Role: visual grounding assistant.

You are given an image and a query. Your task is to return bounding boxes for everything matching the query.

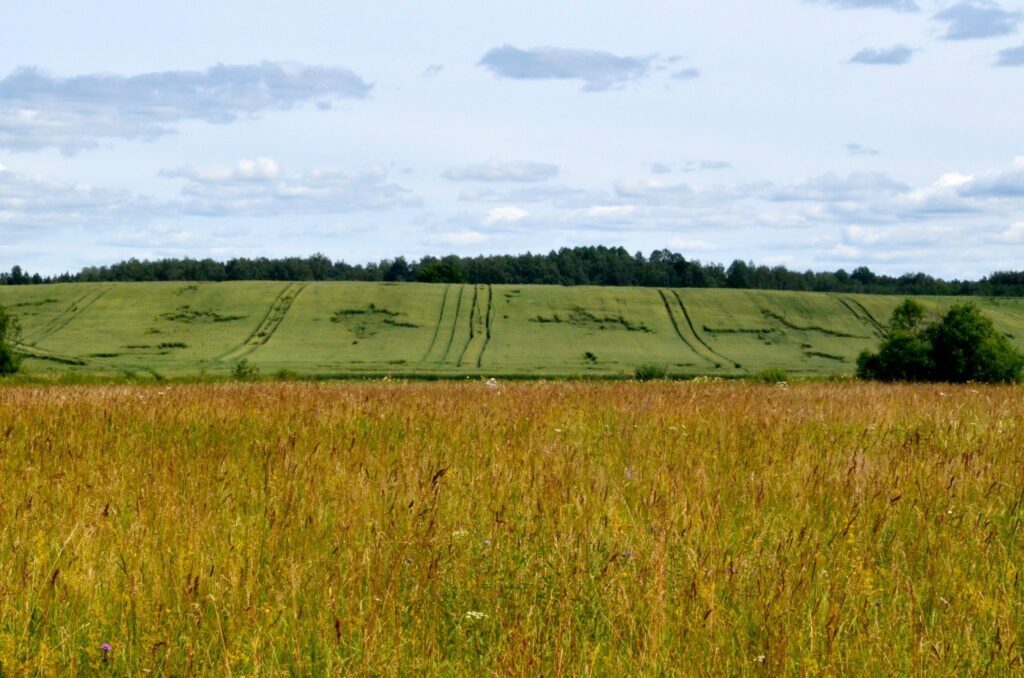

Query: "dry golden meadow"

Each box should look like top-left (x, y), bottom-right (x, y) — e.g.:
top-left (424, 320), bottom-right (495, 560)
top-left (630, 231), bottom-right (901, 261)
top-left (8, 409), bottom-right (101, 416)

top-left (2, 381), bottom-right (1023, 675)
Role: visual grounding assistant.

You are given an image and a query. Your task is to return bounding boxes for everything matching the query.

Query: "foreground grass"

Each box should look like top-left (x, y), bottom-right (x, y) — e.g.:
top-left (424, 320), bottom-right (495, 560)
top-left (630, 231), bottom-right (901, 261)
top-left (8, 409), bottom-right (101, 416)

top-left (1, 382), bottom-right (1023, 674)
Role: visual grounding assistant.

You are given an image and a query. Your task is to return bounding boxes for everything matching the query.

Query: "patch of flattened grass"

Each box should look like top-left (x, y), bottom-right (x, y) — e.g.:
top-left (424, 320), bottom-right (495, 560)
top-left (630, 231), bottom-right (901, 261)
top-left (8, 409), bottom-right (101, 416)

top-left (160, 305), bottom-right (245, 324)
top-left (330, 303), bottom-right (419, 338)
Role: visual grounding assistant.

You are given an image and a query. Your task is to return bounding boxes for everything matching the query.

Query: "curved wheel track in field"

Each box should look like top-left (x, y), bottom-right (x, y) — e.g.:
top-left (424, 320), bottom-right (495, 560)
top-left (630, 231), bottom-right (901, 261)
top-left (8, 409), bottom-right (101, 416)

top-left (219, 282), bottom-right (307, 362)
top-left (456, 285), bottom-right (481, 367)
top-left (27, 286), bottom-right (110, 346)
top-left (476, 285), bottom-right (494, 368)
top-left (438, 285), bottom-right (465, 364)
top-left (839, 295), bottom-right (886, 336)
top-left (14, 344), bottom-right (87, 366)
top-left (420, 284), bottom-right (451, 363)
top-left (833, 295), bottom-right (884, 337)
top-left (657, 289), bottom-right (717, 367)
top-left (671, 290), bottom-right (740, 369)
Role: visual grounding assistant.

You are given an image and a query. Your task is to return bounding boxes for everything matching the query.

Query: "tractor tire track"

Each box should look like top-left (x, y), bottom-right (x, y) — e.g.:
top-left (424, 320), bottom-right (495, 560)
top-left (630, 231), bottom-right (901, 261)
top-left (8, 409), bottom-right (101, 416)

top-left (671, 290), bottom-right (741, 369)
top-left (658, 289), bottom-right (717, 367)
top-left (420, 284), bottom-right (451, 363)
top-left (843, 296), bottom-right (886, 336)
top-left (215, 283), bottom-right (294, 361)
top-left (476, 285), bottom-right (494, 368)
top-left (28, 286), bottom-right (110, 346)
top-left (438, 284), bottom-right (465, 364)
top-left (834, 295), bottom-right (885, 337)
top-left (14, 344), bottom-right (87, 366)
top-left (26, 290), bottom-right (91, 344)
top-left (219, 282), bottom-right (307, 362)
top-left (456, 285), bottom-right (480, 367)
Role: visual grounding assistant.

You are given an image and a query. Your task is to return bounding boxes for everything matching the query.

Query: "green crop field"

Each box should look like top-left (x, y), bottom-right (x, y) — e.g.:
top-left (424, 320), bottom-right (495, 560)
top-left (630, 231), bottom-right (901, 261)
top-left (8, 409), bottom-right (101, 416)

top-left (3, 281), bottom-right (1024, 379)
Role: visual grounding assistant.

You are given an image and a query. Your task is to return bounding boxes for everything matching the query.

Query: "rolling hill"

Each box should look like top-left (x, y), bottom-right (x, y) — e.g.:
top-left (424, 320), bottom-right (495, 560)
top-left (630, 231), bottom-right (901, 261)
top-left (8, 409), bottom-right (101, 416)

top-left (3, 281), bottom-right (1024, 379)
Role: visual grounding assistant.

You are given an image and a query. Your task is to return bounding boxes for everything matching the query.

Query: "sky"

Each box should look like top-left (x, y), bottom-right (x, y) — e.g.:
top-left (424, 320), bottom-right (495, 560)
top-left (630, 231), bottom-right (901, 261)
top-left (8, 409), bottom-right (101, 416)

top-left (1, 0), bottom-right (1023, 279)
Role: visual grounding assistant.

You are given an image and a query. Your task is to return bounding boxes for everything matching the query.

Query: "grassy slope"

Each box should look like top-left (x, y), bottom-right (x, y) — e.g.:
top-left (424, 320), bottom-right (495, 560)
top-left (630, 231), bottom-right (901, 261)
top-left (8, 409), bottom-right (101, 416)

top-left (3, 281), bottom-right (1024, 378)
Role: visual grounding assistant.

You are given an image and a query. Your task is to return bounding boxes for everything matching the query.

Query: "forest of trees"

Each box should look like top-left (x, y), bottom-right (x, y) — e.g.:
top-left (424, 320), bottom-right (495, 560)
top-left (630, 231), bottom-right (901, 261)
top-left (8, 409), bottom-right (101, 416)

top-left (4, 247), bottom-right (1024, 297)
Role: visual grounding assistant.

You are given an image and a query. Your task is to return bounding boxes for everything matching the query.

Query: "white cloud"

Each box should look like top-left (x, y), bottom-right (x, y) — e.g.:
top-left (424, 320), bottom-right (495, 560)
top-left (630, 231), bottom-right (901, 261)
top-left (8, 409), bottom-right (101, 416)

top-left (769, 172), bottom-right (908, 202)
top-left (668, 237), bottom-right (715, 252)
top-left (993, 222), bottom-right (1024, 241)
top-left (614, 178), bottom-right (694, 202)
top-left (584, 205), bottom-right (636, 219)
top-left (160, 157), bottom-right (281, 183)
top-left (169, 162), bottom-right (420, 216)
top-left (483, 206), bottom-right (529, 224)
top-left (444, 160), bottom-right (559, 183)
top-left (434, 231), bottom-right (489, 245)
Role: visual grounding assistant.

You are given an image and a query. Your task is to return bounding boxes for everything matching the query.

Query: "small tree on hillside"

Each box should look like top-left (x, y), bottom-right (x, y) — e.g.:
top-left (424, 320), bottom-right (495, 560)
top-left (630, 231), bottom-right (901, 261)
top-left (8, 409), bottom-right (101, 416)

top-left (857, 300), bottom-right (1023, 383)
top-left (0, 304), bottom-right (21, 375)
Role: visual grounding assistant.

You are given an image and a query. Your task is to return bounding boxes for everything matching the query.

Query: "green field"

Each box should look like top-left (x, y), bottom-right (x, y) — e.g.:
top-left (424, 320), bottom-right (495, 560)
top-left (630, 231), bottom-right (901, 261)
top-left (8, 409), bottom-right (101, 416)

top-left (3, 281), bottom-right (1024, 378)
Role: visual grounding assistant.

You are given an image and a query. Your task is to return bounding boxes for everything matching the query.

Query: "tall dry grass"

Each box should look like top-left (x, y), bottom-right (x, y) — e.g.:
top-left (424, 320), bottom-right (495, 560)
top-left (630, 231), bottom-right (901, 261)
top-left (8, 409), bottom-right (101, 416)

top-left (1, 381), bottom-right (1023, 674)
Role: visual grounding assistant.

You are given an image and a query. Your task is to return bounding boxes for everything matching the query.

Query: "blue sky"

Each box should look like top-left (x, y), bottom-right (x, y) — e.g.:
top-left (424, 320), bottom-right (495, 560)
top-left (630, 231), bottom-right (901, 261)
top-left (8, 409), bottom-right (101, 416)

top-left (2, 0), bottom-right (1023, 278)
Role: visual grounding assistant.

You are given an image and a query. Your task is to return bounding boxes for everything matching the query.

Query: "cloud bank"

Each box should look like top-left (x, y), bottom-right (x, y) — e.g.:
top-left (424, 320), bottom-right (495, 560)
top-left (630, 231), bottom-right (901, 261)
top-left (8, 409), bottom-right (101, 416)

top-left (478, 45), bottom-right (654, 91)
top-left (996, 44), bottom-right (1024, 65)
top-left (0, 62), bottom-right (372, 153)
top-left (933, 2), bottom-right (1022, 41)
top-left (850, 45), bottom-right (915, 64)
top-left (443, 160), bottom-right (559, 183)
top-left (809, 0), bottom-right (919, 11)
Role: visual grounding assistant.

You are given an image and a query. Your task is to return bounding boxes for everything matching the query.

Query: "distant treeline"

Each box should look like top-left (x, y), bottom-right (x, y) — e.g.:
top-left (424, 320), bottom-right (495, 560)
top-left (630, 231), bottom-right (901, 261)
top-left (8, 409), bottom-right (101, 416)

top-left (4, 246), bottom-right (1024, 296)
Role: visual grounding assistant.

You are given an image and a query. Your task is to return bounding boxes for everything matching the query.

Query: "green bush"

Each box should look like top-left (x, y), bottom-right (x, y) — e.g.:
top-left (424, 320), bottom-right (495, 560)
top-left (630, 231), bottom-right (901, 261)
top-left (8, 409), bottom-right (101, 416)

top-left (0, 305), bottom-right (21, 376)
top-left (634, 363), bottom-right (668, 381)
top-left (752, 367), bottom-right (789, 383)
top-left (857, 300), bottom-right (1023, 383)
top-left (232, 358), bottom-right (260, 381)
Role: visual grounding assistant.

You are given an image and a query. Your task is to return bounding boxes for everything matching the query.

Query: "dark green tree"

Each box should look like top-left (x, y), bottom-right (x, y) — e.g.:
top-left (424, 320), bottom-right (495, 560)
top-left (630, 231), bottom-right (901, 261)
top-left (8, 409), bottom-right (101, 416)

top-left (0, 304), bottom-right (21, 375)
top-left (924, 304), bottom-right (1024, 383)
top-left (857, 301), bottom-right (1023, 383)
